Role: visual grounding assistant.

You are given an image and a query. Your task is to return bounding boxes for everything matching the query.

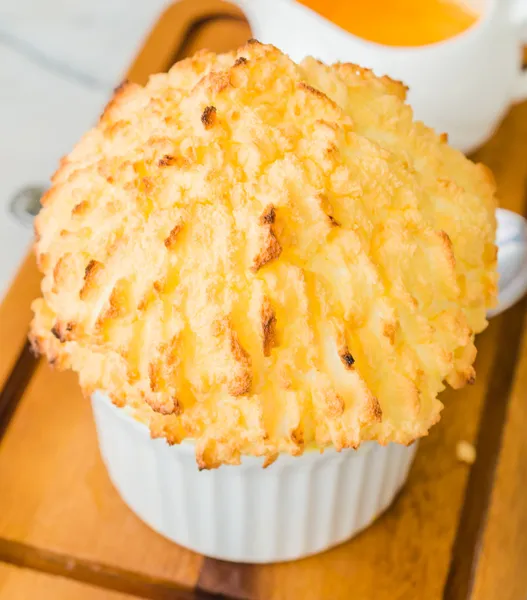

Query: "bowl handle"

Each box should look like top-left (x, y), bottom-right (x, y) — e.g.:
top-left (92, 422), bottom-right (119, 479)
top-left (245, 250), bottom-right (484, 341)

top-left (488, 208), bottom-right (527, 317)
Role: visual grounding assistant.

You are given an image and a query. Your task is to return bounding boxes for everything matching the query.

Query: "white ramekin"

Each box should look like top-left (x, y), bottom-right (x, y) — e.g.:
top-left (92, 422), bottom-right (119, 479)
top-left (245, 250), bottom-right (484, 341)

top-left (91, 392), bottom-right (418, 563)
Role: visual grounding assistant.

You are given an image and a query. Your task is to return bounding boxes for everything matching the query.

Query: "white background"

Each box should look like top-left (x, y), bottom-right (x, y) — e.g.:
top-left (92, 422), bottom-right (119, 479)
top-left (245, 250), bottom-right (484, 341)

top-left (0, 0), bottom-right (170, 297)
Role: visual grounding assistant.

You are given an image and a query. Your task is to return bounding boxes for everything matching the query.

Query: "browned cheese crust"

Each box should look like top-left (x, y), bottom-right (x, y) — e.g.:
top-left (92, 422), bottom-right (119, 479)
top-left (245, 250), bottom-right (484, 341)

top-left (30, 43), bottom-right (498, 467)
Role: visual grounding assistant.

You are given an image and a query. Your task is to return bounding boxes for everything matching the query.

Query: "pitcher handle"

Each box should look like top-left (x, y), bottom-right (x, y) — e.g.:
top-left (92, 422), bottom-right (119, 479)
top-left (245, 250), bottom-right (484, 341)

top-left (488, 208), bottom-right (527, 318)
top-left (511, 0), bottom-right (527, 102)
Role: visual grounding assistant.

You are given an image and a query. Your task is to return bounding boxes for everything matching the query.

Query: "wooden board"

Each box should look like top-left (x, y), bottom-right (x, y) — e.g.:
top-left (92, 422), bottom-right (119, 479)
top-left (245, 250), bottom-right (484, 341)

top-left (0, 253), bottom-right (40, 390)
top-left (0, 563), bottom-right (134, 600)
top-left (0, 363), bottom-right (202, 590)
top-left (470, 312), bottom-right (527, 600)
top-left (1, 1), bottom-right (526, 599)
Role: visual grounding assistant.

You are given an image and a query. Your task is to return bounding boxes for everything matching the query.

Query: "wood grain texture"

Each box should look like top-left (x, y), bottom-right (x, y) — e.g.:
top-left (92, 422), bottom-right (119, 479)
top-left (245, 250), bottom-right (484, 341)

top-left (0, 539), bottom-right (225, 600)
top-left (174, 15), bottom-right (250, 63)
top-left (196, 101), bottom-right (527, 599)
top-left (0, 253), bottom-right (41, 389)
top-left (126, 0), bottom-right (248, 86)
top-left (0, 362), bottom-right (203, 590)
top-left (0, 342), bottom-right (38, 441)
top-left (444, 297), bottom-right (527, 600)
top-left (0, 4), bottom-right (253, 598)
top-left (199, 322), bottom-right (503, 600)
top-left (1, 3), bottom-right (527, 600)
top-left (0, 0), bottom-right (250, 442)
top-left (470, 307), bottom-right (527, 600)
top-left (0, 562), bottom-right (136, 600)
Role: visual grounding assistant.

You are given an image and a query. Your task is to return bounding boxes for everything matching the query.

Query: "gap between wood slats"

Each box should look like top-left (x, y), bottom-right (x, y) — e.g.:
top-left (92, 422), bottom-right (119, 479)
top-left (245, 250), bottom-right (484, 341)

top-left (0, 342), bottom-right (38, 442)
top-left (0, 538), bottom-right (236, 600)
top-left (443, 186), bottom-right (527, 599)
top-left (0, 3), bottom-right (254, 599)
top-left (171, 14), bottom-right (248, 64)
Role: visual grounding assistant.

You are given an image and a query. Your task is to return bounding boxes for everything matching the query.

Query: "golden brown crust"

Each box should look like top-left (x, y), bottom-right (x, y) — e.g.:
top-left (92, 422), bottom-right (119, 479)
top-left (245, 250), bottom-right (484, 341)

top-left (331, 62), bottom-right (408, 100)
top-left (382, 321), bottom-right (398, 345)
top-left (51, 320), bottom-right (75, 343)
top-left (316, 194), bottom-right (340, 227)
top-left (213, 318), bottom-right (252, 396)
top-left (339, 347), bottom-right (355, 370)
top-left (30, 44), bottom-right (497, 467)
top-left (325, 390), bottom-right (345, 418)
top-left (261, 296), bottom-right (277, 357)
top-left (72, 200), bottom-right (90, 216)
top-left (80, 260), bottom-right (104, 299)
top-left (436, 230), bottom-right (456, 270)
top-left (164, 224), bottom-right (183, 249)
top-left (201, 105), bottom-right (217, 129)
top-left (252, 205), bottom-right (282, 272)
top-left (259, 204), bottom-right (276, 226)
top-left (99, 80), bottom-right (140, 124)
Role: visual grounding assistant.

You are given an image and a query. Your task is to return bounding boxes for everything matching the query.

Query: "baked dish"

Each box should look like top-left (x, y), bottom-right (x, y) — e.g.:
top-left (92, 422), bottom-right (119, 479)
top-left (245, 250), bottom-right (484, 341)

top-left (30, 42), bottom-right (498, 468)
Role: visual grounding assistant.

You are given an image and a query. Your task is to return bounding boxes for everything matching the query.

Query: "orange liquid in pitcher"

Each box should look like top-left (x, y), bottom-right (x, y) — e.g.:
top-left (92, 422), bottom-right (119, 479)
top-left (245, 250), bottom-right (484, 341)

top-left (297, 0), bottom-right (479, 47)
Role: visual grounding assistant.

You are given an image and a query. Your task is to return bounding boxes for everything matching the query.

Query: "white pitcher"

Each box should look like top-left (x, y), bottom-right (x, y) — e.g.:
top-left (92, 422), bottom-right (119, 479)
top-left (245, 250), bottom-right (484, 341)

top-left (236, 0), bottom-right (527, 154)
top-left (230, 0), bottom-right (527, 316)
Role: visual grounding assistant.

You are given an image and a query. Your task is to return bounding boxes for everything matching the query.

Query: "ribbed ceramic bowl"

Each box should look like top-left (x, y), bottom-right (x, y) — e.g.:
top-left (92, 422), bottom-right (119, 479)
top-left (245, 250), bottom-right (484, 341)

top-left (91, 391), bottom-right (417, 563)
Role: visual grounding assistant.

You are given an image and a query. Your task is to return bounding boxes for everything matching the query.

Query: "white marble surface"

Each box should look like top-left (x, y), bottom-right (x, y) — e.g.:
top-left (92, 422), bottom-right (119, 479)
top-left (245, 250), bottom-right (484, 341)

top-left (0, 0), bottom-right (170, 298)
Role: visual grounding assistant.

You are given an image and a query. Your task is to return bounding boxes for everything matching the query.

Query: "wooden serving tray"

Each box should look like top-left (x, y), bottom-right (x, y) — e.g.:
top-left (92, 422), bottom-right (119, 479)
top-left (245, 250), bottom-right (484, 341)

top-left (1, 1), bottom-right (527, 598)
